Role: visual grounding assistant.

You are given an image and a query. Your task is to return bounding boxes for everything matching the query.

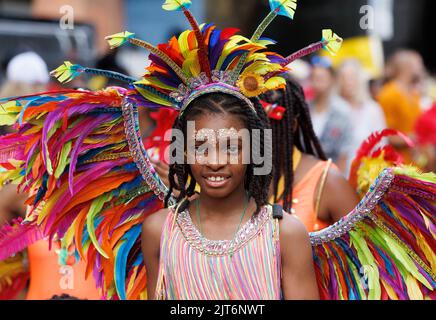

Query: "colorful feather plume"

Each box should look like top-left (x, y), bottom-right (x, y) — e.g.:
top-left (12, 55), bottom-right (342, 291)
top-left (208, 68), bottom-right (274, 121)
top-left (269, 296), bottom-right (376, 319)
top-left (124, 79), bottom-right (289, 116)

top-left (282, 29), bottom-right (343, 66)
top-left (163, 0), bottom-right (212, 79)
top-left (105, 31), bottom-right (136, 49)
top-left (321, 29), bottom-right (343, 55)
top-left (50, 61), bottom-right (137, 85)
top-left (269, 0), bottom-right (298, 19)
top-left (162, 0), bottom-right (191, 11)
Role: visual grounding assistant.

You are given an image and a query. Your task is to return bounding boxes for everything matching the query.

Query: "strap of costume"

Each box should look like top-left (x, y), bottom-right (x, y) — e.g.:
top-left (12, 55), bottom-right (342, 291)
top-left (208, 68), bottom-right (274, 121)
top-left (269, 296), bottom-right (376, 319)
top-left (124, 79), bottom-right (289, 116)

top-left (314, 158), bottom-right (332, 216)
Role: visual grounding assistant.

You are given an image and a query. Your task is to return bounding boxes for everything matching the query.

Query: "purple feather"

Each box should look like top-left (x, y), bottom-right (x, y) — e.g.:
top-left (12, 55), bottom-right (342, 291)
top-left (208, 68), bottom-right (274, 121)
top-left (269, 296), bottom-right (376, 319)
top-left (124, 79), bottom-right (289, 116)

top-left (43, 159), bottom-right (126, 234)
top-left (68, 114), bottom-right (113, 195)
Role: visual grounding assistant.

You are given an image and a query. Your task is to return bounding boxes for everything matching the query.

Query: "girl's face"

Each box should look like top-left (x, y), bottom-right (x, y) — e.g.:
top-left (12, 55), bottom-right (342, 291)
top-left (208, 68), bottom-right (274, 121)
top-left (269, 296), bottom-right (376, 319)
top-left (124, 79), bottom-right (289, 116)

top-left (310, 66), bottom-right (334, 96)
top-left (338, 65), bottom-right (359, 100)
top-left (187, 112), bottom-right (248, 199)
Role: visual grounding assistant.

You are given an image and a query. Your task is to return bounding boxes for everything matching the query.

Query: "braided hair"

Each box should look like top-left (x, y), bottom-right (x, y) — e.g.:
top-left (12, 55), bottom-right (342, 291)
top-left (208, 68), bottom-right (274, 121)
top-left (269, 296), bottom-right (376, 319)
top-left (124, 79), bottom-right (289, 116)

top-left (260, 76), bottom-right (326, 212)
top-left (164, 92), bottom-right (272, 215)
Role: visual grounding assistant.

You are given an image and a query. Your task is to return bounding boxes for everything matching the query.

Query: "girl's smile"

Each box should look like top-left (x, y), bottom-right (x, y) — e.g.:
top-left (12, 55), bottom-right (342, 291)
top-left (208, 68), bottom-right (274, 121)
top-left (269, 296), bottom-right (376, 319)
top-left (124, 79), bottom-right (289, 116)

top-left (202, 172), bottom-right (232, 188)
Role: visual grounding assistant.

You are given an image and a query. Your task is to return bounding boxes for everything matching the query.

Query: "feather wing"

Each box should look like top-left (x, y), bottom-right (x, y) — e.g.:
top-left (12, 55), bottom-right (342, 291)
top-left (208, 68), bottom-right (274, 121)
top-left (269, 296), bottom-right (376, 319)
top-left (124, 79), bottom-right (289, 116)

top-left (311, 167), bottom-right (436, 300)
top-left (0, 88), bottom-right (165, 300)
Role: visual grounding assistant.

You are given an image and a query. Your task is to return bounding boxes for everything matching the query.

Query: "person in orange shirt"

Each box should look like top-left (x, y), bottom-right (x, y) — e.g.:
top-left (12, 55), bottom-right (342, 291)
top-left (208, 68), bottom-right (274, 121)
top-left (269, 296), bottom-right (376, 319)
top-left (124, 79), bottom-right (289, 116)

top-left (25, 240), bottom-right (101, 300)
top-left (260, 76), bottom-right (359, 232)
top-left (377, 50), bottom-right (425, 161)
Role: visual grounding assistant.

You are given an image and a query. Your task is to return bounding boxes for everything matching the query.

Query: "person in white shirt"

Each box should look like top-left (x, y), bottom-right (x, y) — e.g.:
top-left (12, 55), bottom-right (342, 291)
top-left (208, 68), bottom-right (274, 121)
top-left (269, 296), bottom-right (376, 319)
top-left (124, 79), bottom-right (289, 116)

top-left (308, 57), bottom-right (354, 173)
top-left (336, 59), bottom-right (386, 175)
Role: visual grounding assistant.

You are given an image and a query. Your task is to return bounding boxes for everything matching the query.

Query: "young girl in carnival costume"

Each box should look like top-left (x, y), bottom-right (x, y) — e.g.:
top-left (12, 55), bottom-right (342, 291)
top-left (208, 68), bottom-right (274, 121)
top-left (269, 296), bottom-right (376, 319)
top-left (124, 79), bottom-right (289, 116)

top-left (260, 76), bottom-right (360, 232)
top-left (143, 91), bottom-right (319, 299)
top-left (0, 0), bottom-right (434, 300)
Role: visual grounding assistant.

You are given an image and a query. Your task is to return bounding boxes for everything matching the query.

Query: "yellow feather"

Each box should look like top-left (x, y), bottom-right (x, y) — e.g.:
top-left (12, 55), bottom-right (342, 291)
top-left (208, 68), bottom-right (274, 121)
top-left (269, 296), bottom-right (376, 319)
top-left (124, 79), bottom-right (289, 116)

top-left (242, 60), bottom-right (281, 75)
top-left (162, 0), bottom-right (191, 11)
top-left (134, 87), bottom-right (172, 107)
top-left (64, 223), bottom-right (76, 248)
top-left (182, 49), bottom-right (201, 77)
top-left (265, 76), bottom-right (286, 90)
top-left (381, 279), bottom-right (399, 300)
top-left (415, 231), bottom-right (436, 270)
top-left (215, 35), bottom-right (255, 70)
top-left (178, 30), bottom-right (197, 59)
top-left (405, 275), bottom-right (424, 300)
top-left (135, 77), bottom-right (176, 91)
top-left (246, 53), bottom-right (269, 63)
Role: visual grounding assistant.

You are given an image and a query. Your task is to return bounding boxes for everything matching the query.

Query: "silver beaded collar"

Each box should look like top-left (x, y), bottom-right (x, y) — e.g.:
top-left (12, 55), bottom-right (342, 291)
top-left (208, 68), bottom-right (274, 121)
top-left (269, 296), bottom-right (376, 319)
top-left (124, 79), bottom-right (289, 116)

top-left (175, 205), bottom-right (272, 256)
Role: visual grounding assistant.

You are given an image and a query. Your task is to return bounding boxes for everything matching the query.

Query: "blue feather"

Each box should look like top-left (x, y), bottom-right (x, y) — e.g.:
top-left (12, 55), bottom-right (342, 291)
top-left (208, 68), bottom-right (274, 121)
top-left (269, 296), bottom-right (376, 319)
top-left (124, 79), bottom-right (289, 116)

top-left (269, 0), bottom-right (297, 19)
top-left (209, 28), bottom-right (222, 69)
top-left (114, 224), bottom-right (142, 300)
top-left (220, 50), bottom-right (249, 71)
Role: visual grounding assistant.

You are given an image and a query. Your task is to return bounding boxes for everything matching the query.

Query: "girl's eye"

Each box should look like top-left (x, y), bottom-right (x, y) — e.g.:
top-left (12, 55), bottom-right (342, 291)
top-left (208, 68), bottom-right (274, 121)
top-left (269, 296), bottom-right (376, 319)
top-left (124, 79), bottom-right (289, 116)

top-left (228, 145), bottom-right (239, 155)
top-left (195, 144), bottom-right (209, 154)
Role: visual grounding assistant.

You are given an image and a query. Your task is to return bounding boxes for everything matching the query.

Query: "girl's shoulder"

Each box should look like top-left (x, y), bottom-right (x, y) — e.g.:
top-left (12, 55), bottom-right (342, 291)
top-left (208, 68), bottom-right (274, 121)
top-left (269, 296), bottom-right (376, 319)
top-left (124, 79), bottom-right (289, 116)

top-left (278, 210), bottom-right (309, 243)
top-left (142, 208), bottom-right (171, 239)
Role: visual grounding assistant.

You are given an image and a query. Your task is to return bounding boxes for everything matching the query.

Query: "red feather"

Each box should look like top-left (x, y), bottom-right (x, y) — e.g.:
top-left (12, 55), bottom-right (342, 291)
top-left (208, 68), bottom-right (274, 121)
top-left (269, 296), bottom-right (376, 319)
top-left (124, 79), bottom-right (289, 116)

top-left (182, 8), bottom-right (212, 80)
top-left (349, 129), bottom-right (414, 187)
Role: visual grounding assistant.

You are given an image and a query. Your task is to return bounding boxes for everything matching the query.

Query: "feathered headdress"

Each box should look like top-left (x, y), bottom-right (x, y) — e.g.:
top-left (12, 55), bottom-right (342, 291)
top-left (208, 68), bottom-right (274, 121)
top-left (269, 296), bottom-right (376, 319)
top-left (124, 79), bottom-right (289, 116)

top-left (52, 0), bottom-right (342, 116)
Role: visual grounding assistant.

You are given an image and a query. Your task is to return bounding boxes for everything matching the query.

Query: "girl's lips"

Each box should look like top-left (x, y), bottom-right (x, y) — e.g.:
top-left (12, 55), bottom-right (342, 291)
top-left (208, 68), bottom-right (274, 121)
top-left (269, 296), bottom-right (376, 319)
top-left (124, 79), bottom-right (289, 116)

top-left (202, 175), bottom-right (231, 188)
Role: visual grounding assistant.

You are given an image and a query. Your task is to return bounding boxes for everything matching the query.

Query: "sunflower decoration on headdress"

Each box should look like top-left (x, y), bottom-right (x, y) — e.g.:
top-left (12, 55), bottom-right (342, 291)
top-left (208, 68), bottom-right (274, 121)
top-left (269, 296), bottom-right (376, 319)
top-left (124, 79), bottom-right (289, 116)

top-left (51, 0), bottom-right (343, 115)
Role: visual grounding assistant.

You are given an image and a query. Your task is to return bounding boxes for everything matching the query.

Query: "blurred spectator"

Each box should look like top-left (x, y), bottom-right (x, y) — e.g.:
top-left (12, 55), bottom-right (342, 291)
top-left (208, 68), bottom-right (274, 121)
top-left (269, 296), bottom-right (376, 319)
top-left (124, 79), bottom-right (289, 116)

top-left (0, 51), bottom-right (50, 134)
top-left (308, 56), bottom-right (353, 173)
top-left (0, 51), bottom-right (49, 224)
top-left (0, 51), bottom-right (49, 97)
top-left (337, 59), bottom-right (386, 173)
top-left (377, 49), bottom-right (425, 162)
top-left (368, 77), bottom-right (385, 101)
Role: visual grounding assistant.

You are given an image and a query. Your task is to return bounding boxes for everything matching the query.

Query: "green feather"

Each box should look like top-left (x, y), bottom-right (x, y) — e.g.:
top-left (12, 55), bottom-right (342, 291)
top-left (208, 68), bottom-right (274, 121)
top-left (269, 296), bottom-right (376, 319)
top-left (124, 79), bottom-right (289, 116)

top-left (393, 166), bottom-right (436, 183)
top-left (162, 0), bottom-right (191, 11)
top-left (105, 31), bottom-right (136, 49)
top-left (375, 227), bottom-right (433, 290)
top-left (55, 141), bottom-right (72, 179)
top-left (86, 194), bottom-right (111, 259)
top-left (349, 229), bottom-right (381, 299)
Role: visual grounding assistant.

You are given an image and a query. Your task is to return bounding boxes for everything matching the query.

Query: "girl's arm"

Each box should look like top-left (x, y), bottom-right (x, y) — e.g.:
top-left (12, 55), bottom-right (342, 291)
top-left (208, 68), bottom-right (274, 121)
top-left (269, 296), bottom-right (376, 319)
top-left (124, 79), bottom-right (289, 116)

top-left (141, 209), bottom-right (168, 299)
top-left (280, 214), bottom-right (320, 300)
top-left (318, 166), bottom-right (360, 223)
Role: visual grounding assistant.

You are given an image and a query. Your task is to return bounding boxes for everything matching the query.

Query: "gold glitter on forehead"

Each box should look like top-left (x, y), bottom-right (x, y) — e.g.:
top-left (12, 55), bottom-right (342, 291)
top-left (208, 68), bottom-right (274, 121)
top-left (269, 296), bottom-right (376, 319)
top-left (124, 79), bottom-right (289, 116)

top-left (189, 128), bottom-right (242, 141)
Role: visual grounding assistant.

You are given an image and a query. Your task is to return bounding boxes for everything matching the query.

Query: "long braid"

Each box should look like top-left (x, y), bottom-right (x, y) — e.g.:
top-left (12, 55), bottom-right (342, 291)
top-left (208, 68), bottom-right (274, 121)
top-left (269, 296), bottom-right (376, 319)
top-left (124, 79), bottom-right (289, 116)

top-left (164, 93), bottom-right (272, 215)
top-left (292, 85), bottom-right (326, 159)
top-left (260, 76), bottom-right (326, 212)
